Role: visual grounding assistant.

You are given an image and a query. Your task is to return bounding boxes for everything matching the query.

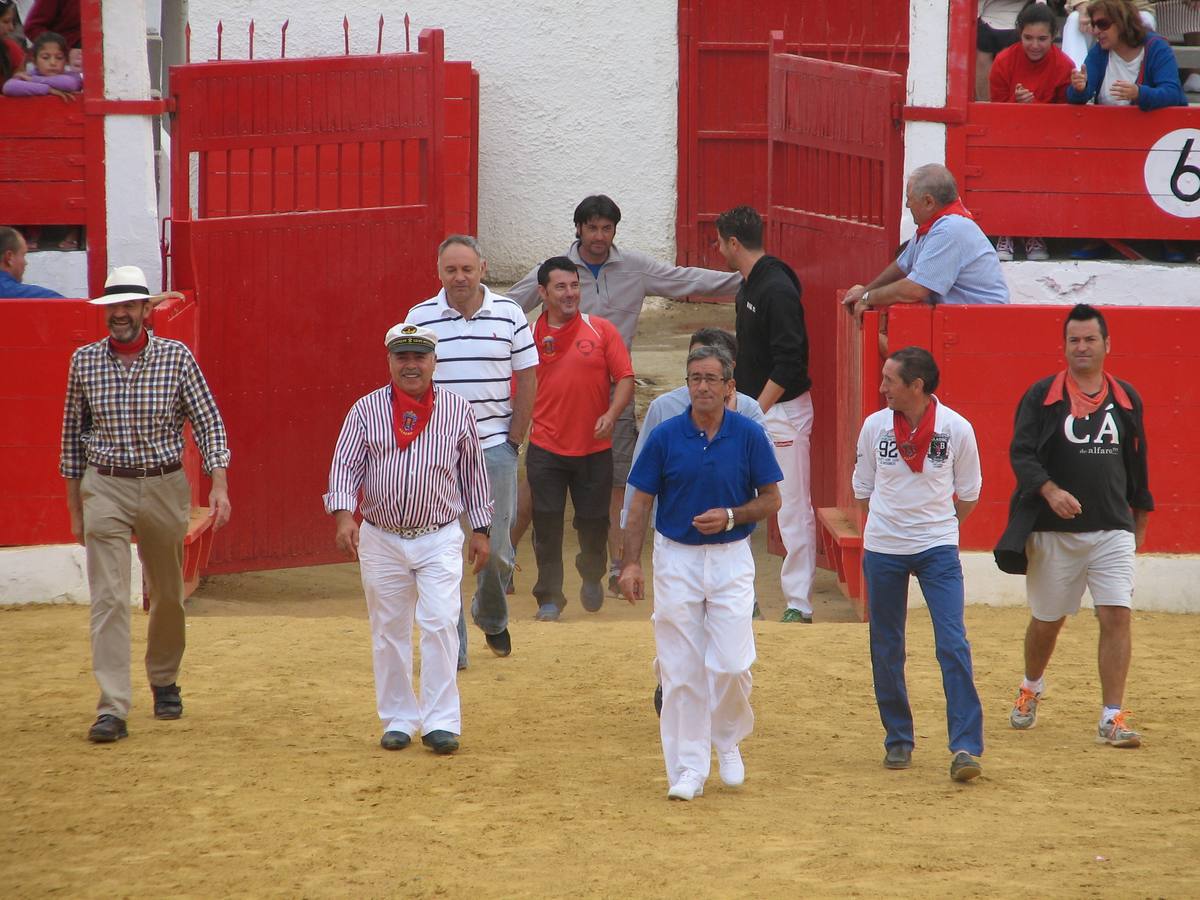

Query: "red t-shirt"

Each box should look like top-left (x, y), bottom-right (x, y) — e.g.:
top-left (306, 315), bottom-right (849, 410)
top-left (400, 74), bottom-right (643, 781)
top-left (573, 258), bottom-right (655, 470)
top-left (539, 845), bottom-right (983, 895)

top-left (3, 38), bottom-right (25, 77)
top-left (530, 312), bottom-right (634, 457)
top-left (989, 43), bottom-right (1074, 103)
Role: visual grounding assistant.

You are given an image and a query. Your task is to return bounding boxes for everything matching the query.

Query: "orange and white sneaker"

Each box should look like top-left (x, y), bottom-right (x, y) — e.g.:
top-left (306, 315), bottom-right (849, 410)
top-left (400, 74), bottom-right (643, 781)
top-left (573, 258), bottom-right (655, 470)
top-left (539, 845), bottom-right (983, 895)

top-left (1010, 686), bottom-right (1041, 730)
top-left (1097, 711), bottom-right (1141, 748)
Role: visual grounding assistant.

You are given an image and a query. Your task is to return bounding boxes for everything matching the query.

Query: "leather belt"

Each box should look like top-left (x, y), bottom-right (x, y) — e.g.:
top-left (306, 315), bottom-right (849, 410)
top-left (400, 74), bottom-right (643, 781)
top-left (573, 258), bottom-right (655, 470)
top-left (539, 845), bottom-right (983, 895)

top-left (91, 461), bottom-right (183, 478)
top-left (365, 519), bottom-right (453, 540)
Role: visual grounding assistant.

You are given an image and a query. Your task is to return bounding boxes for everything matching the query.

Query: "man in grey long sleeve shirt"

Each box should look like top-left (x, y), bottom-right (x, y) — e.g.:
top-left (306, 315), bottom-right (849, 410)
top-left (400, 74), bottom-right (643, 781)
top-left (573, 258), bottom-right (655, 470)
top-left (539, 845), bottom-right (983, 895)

top-left (509, 195), bottom-right (742, 599)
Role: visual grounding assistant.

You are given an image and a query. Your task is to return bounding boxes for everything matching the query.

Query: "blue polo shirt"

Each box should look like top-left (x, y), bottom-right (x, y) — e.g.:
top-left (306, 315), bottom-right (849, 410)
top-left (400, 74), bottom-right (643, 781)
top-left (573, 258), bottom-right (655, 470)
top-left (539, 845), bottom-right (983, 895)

top-left (627, 406), bottom-right (783, 545)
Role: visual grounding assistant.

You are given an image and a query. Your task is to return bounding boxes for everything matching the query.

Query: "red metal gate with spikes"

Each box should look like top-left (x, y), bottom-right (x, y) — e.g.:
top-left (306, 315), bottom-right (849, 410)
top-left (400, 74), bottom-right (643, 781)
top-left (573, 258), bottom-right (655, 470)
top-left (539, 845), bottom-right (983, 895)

top-left (167, 28), bottom-right (476, 573)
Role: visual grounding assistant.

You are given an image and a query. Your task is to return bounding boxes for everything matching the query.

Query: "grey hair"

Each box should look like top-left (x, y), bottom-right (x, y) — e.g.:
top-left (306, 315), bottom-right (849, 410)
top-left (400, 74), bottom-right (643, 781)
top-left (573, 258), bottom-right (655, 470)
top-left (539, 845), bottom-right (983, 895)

top-left (438, 234), bottom-right (484, 260)
top-left (686, 345), bottom-right (734, 382)
top-left (908, 164), bottom-right (959, 206)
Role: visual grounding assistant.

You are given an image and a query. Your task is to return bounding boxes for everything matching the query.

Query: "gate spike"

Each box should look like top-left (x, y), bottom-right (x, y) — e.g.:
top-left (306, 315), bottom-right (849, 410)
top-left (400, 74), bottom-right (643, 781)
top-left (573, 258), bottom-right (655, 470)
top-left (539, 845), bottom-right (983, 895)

top-left (404, 13), bottom-right (411, 53)
top-left (281, 19), bottom-right (288, 58)
top-left (216, 20), bottom-right (223, 60)
top-left (344, 15), bottom-right (350, 56)
top-left (185, 21), bottom-right (191, 63)
top-left (378, 15), bottom-right (384, 54)
top-left (796, 17), bottom-right (804, 57)
top-left (248, 19), bottom-right (254, 60)
top-left (887, 27), bottom-right (901, 74)
top-left (822, 15), bottom-right (831, 61)
top-left (854, 26), bottom-right (866, 66)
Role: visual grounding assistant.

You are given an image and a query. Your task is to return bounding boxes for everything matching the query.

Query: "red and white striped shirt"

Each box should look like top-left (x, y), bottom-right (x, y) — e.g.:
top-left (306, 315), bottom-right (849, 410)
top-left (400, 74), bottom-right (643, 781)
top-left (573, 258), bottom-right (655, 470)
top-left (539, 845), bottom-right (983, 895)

top-left (323, 384), bottom-right (493, 531)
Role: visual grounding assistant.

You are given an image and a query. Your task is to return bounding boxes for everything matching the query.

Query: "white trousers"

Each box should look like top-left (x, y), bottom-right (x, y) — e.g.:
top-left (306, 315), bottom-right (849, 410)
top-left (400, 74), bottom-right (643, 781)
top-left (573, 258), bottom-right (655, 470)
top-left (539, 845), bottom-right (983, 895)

top-left (652, 533), bottom-right (756, 786)
top-left (358, 521), bottom-right (463, 736)
top-left (764, 393), bottom-right (816, 613)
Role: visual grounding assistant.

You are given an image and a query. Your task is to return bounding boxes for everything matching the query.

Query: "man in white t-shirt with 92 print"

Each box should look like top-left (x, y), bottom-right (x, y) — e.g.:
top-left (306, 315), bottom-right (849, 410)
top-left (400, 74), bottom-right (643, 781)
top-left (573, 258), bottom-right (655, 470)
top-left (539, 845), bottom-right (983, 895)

top-left (852, 347), bottom-right (985, 783)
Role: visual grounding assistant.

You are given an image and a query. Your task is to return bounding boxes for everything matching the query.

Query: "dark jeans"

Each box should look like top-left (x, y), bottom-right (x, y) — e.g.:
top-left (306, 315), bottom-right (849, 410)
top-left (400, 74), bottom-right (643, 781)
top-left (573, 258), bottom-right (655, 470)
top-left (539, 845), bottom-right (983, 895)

top-left (863, 545), bottom-right (984, 757)
top-left (527, 444), bottom-right (612, 609)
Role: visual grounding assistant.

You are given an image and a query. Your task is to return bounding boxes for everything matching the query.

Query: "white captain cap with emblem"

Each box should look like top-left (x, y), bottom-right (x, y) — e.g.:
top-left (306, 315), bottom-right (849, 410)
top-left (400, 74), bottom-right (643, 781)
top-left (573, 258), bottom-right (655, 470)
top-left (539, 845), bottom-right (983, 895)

top-left (384, 323), bottom-right (438, 353)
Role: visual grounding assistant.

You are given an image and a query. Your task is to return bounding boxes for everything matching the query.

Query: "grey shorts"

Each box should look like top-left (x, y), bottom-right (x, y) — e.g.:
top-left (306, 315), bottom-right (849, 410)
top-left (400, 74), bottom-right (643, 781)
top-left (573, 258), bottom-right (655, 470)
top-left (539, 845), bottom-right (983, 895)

top-left (1025, 530), bottom-right (1136, 621)
top-left (611, 400), bottom-right (637, 488)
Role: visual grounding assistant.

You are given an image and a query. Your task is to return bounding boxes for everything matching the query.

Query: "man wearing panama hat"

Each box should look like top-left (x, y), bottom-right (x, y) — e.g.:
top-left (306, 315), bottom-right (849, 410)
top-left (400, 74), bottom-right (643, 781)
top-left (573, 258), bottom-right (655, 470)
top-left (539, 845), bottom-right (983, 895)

top-left (60, 265), bottom-right (231, 743)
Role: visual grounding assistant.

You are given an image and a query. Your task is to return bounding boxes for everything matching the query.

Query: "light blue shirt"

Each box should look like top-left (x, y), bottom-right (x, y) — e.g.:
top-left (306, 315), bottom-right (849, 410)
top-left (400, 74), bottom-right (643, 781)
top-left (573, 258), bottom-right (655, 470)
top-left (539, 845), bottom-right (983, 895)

top-left (620, 386), bottom-right (766, 529)
top-left (897, 215), bottom-right (1009, 306)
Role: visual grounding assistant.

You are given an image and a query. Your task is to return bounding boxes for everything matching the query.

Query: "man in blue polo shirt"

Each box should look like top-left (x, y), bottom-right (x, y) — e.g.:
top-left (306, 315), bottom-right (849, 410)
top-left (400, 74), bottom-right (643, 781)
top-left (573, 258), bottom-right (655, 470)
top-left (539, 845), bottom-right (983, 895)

top-left (0, 228), bottom-right (65, 298)
top-left (620, 345), bottom-right (782, 802)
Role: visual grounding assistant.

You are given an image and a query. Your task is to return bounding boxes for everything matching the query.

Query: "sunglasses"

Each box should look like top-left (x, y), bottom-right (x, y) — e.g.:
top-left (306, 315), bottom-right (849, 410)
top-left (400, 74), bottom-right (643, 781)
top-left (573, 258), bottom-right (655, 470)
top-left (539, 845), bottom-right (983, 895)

top-left (1091, 17), bottom-right (1113, 31)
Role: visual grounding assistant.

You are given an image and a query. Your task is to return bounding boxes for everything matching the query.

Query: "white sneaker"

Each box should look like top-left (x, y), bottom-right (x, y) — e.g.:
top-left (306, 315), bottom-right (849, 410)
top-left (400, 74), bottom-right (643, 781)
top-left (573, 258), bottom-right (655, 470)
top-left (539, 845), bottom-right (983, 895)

top-left (1025, 237), bottom-right (1049, 261)
top-left (667, 770), bottom-right (705, 801)
top-left (995, 235), bottom-right (1014, 261)
top-left (718, 746), bottom-right (745, 787)
top-left (1184, 73), bottom-right (1200, 94)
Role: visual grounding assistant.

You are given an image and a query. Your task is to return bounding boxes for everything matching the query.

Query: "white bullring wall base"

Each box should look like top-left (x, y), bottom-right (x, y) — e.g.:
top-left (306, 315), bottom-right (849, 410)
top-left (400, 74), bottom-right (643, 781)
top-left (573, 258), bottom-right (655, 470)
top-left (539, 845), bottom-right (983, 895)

top-left (1, 545), bottom-right (143, 607)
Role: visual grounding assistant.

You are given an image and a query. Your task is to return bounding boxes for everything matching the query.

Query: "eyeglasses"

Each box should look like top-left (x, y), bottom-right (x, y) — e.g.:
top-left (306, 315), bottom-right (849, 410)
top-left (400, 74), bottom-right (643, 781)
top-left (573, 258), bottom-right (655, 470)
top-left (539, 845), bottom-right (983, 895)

top-left (1091, 17), bottom-right (1113, 31)
top-left (686, 374), bottom-right (730, 386)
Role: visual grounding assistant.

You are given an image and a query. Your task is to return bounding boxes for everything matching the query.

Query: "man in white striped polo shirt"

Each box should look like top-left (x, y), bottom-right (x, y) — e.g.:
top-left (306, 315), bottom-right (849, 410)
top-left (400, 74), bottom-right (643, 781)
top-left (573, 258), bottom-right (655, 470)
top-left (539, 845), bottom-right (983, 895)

top-left (324, 324), bottom-right (493, 756)
top-left (405, 235), bottom-right (539, 665)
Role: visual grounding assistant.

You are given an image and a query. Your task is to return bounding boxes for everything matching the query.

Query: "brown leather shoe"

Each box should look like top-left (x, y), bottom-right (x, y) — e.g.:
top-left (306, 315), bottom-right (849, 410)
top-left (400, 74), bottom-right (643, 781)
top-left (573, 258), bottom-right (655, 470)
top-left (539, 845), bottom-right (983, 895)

top-left (152, 683), bottom-right (183, 720)
top-left (88, 715), bottom-right (128, 743)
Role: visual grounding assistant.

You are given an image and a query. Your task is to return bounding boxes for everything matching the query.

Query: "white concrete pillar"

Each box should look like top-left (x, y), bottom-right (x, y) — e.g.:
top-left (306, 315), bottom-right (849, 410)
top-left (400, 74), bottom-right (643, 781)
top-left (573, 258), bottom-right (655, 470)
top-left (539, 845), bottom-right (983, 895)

top-left (901, 0), bottom-right (951, 243)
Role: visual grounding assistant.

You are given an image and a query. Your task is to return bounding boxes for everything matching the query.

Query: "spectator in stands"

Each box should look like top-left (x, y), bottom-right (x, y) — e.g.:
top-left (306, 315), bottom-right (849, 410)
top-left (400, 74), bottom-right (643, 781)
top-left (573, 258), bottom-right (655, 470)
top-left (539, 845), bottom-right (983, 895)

top-left (841, 164), bottom-right (1009, 329)
top-left (0, 1), bottom-right (26, 83)
top-left (976, 0), bottom-right (1034, 100)
top-left (1067, 0), bottom-right (1187, 109)
top-left (989, 3), bottom-right (1075, 262)
top-left (23, 0), bottom-right (79, 51)
top-left (1063, 0), bottom-right (1157, 67)
top-left (0, 226), bottom-right (64, 297)
top-left (1155, 0), bottom-right (1200, 94)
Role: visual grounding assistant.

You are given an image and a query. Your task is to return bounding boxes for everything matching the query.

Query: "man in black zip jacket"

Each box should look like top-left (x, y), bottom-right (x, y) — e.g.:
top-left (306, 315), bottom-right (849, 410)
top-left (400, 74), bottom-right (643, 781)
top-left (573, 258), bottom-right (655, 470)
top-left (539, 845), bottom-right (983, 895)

top-left (994, 304), bottom-right (1152, 749)
top-left (716, 205), bottom-right (815, 624)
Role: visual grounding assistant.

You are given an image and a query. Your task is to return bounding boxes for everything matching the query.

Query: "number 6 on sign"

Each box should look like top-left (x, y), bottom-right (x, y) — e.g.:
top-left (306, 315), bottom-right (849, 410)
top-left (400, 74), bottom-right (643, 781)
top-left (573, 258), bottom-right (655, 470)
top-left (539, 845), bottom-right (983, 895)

top-left (1144, 129), bottom-right (1200, 218)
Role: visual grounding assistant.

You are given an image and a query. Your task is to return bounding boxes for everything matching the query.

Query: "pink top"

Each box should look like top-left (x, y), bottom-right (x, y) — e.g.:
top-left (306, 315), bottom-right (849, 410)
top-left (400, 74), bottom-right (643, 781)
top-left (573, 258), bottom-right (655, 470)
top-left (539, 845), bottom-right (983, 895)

top-left (2, 67), bottom-right (83, 96)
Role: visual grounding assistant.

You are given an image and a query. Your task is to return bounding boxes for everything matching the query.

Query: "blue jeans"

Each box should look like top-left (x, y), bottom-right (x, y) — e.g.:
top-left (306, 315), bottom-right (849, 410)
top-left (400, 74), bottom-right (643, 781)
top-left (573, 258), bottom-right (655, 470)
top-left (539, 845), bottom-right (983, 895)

top-left (863, 545), bottom-right (984, 756)
top-left (457, 441), bottom-right (518, 665)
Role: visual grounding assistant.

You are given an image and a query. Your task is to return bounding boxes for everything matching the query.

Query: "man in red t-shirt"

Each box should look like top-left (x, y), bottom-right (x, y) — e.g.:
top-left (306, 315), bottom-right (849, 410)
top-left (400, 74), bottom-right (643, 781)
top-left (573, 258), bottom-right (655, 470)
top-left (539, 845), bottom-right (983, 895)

top-left (527, 256), bottom-right (634, 620)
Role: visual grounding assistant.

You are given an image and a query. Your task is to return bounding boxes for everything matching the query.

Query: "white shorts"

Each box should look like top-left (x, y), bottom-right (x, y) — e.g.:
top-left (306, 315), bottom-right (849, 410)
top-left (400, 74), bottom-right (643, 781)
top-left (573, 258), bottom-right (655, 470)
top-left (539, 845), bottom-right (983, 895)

top-left (1025, 530), bottom-right (1135, 621)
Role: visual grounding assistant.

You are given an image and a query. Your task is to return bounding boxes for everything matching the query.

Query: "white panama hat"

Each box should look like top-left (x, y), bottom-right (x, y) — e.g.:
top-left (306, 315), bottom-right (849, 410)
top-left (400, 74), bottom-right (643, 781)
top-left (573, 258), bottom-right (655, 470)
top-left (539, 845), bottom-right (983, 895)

top-left (89, 265), bottom-right (154, 305)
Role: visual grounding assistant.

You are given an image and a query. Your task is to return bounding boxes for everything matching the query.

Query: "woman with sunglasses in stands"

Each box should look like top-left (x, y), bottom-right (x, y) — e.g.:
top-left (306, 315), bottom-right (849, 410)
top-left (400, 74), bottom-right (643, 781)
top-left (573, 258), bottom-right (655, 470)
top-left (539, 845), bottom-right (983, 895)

top-left (1067, 0), bottom-right (1186, 110)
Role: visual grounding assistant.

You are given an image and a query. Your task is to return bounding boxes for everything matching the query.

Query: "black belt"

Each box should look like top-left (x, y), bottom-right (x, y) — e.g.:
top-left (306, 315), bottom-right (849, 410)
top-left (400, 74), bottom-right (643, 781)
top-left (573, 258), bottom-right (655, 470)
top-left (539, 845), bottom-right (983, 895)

top-left (91, 461), bottom-right (183, 478)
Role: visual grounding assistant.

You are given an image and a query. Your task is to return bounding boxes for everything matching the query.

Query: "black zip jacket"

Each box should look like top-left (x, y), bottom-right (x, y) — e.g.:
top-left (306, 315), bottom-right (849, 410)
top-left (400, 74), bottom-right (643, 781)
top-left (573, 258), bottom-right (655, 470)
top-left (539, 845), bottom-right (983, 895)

top-left (733, 255), bottom-right (811, 401)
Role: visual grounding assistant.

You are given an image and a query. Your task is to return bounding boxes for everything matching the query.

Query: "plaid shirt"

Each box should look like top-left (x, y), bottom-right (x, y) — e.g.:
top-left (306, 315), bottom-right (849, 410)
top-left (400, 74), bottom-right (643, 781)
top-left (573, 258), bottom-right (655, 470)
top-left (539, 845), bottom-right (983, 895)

top-left (60, 336), bottom-right (230, 478)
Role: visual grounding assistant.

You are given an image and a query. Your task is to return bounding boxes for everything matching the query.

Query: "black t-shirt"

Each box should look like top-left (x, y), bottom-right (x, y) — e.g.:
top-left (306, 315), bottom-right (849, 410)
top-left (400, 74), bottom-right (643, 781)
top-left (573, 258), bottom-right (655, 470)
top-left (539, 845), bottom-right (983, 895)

top-left (1033, 397), bottom-right (1135, 533)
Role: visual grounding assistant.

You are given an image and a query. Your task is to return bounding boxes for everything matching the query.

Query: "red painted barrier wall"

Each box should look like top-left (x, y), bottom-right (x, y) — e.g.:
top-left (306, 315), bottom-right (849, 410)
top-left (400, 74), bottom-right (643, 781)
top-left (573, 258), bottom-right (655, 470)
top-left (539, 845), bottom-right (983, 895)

top-left (854, 304), bottom-right (1198, 554)
top-left (0, 294), bottom-right (201, 546)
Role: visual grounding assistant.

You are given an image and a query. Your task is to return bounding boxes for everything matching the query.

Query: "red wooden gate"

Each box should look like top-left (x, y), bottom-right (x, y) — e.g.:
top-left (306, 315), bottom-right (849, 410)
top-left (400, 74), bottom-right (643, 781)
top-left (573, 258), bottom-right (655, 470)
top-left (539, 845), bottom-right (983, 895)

top-left (168, 30), bottom-right (452, 573)
top-left (676, 0), bottom-right (908, 270)
top-left (766, 34), bottom-right (905, 519)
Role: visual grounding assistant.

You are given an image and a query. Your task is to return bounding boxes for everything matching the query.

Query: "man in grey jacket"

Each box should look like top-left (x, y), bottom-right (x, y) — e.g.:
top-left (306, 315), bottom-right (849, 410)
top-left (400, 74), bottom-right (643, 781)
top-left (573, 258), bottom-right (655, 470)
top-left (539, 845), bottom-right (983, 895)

top-left (509, 195), bottom-right (742, 599)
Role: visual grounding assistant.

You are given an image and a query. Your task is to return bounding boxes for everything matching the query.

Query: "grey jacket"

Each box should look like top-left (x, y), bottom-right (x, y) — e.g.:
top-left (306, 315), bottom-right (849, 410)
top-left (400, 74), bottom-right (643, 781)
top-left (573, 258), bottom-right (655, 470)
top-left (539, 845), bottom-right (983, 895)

top-left (508, 241), bottom-right (742, 349)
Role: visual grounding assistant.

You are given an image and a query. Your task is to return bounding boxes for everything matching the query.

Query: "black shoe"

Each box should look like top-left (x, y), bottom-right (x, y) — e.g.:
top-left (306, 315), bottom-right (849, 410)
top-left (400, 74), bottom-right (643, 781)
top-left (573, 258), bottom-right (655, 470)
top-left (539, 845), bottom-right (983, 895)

top-left (653, 684), bottom-right (663, 718)
top-left (883, 745), bottom-right (912, 770)
top-left (422, 730), bottom-right (460, 754)
top-left (534, 604), bottom-right (561, 622)
top-left (88, 714), bottom-right (128, 743)
top-left (950, 751), bottom-right (982, 782)
top-left (580, 581), bottom-right (604, 612)
top-left (485, 628), bottom-right (512, 658)
top-left (380, 731), bottom-right (411, 751)
top-left (151, 683), bottom-right (183, 719)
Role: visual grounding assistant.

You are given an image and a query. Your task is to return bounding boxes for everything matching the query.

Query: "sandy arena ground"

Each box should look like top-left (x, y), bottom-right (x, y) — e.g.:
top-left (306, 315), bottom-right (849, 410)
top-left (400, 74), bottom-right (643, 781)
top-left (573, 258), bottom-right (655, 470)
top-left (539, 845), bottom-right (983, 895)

top-left (4, 299), bottom-right (1200, 897)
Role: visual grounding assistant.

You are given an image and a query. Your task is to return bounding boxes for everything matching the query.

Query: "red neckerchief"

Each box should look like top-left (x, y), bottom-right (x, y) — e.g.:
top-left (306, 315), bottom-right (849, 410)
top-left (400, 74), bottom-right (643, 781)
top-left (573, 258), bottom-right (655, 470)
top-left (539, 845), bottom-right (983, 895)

top-left (533, 311), bottom-right (584, 366)
top-left (108, 328), bottom-right (148, 357)
top-left (1044, 370), bottom-right (1132, 419)
top-left (391, 383), bottom-right (435, 451)
top-left (894, 396), bottom-right (938, 474)
top-left (915, 199), bottom-right (974, 237)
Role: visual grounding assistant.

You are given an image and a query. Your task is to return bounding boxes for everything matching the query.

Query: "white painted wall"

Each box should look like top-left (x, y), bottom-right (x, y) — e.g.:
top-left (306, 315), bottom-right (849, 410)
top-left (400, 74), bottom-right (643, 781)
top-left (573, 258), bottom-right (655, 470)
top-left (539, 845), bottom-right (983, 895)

top-left (1003, 260), bottom-right (1200, 306)
top-left (900, 0), bottom-right (950, 244)
top-left (184, 1), bottom-right (680, 282)
top-left (1, 546), bottom-right (143, 607)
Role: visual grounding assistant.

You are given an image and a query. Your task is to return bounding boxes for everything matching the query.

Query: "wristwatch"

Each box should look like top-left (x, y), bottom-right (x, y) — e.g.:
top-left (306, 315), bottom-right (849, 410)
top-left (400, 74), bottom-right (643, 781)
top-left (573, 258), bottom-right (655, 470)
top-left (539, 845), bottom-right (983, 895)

top-left (860, 290), bottom-right (872, 308)
top-left (725, 508), bottom-right (735, 532)
top-left (473, 525), bottom-right (491, 537)
top-left (506, 438), bottom-right (521, 453)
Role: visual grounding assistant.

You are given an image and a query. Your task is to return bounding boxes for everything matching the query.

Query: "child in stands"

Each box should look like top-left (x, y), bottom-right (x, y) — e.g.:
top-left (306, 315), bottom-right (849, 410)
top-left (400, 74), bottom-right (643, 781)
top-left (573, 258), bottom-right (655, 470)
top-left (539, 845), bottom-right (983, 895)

top-left (0, 1), bottom-right (25, 84)
top-left (3, 31), bottom-right (83, 250)
top-left (989, 3), bottom-right (1074, 262)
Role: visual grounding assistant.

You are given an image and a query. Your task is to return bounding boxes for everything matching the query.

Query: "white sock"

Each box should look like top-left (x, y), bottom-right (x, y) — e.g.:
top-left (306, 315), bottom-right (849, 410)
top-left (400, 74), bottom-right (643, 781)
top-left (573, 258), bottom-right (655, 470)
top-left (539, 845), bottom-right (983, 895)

top-left (1101, 706), bottom-right (1121, 725)
top-left (1021, 677), bottom-right (1044, 696)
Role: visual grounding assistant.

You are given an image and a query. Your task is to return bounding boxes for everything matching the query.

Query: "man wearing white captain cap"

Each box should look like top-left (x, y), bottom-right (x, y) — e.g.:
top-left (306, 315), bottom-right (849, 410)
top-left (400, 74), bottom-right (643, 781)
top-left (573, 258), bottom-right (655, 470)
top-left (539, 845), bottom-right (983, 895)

top-left (60, 265), bottom-right (232, 744)
top-left (325, 323), bottom-right (493, 755)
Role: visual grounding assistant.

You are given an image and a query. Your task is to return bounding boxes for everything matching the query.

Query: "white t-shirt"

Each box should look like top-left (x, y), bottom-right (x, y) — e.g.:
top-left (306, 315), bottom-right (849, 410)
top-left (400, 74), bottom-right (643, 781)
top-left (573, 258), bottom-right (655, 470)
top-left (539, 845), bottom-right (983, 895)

top-left (1099, 48), bottom-right (1144, 107)
top-left (978, 0), bottom-right (1026, 30)
top-left (852, 398), bottom-right (982, 555)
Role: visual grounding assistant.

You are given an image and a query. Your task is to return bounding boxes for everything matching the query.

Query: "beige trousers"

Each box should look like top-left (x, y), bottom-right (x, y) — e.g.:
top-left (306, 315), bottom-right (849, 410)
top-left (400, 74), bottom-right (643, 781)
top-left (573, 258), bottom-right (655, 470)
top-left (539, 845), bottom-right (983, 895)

top-left (81, 467), bottom-right (191, 719)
